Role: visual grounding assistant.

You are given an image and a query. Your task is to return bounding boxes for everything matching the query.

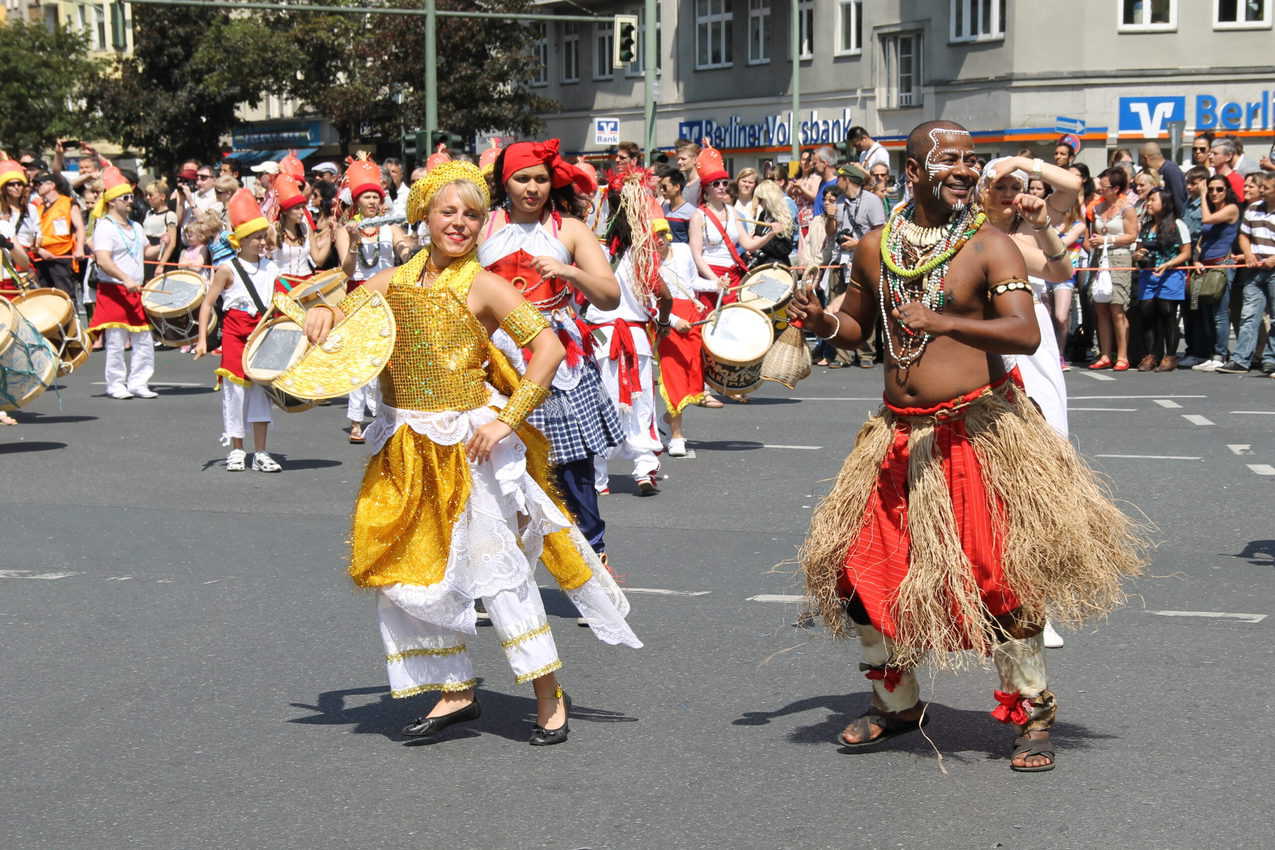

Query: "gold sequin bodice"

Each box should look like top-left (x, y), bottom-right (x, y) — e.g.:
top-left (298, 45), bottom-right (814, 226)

top-left (379, 278), bottom-right (490, 412)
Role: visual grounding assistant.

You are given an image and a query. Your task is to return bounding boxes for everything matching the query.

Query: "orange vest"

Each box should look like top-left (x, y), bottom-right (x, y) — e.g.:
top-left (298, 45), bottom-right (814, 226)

top-left (39, 195), bottom-right (75, 256)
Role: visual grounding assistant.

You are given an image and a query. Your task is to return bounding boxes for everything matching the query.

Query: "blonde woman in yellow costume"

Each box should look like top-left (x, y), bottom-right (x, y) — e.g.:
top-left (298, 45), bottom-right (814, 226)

top-left (303, 162), bottom-right (641, 746)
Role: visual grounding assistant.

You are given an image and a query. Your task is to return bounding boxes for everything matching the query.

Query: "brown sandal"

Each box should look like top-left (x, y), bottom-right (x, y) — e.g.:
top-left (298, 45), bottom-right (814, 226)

top-left (836, 705), bottom-right (928, 749)
top-left (1010, 733), bottom-right (1056, 772)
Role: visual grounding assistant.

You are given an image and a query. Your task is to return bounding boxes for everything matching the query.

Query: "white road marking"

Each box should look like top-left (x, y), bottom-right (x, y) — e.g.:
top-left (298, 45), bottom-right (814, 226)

top-left (1247, 464), bottom-right (1275, 476)
top-left (747, 594), bottom-right (806, 603)
top-left (92, 380), bottom-right (206, 388)
top-left (1182, 414), bottom-right (1214, 426)
top-left (1072, 395), bottom-right (1205, 400)
top-left (1095, 454), bottom-right (1201, 461)
top-left (1227, 444), bottom-right (1253, 456)
top-left (1229, 410), bottom-right (1275, 415)
top-left (622, 587), bottom-right (713, 597)
top-left (1153, 399), bottom-right (1182, 408)
top-left (105, 576), bottom-right (133, 581)
top-left (1079, 371), bottom-right (1117, 382)
top-left (0, 569), bottom-right (80, 580)
top-left (1148, 610), bottom-right (1266, 624)
top-left (763, 444), bottom-right (822, 450)
top-left (1069, 407), bottom-right (1136, 412)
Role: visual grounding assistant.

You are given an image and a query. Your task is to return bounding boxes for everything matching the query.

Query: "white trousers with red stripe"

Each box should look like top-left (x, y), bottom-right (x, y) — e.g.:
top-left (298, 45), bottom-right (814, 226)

top-left (591, 343), bottom-right (660, 489)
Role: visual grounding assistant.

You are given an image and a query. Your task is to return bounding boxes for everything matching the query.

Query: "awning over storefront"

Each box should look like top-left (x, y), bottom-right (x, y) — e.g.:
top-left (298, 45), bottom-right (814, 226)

top-left (223, 147), bottom-right (319, 166)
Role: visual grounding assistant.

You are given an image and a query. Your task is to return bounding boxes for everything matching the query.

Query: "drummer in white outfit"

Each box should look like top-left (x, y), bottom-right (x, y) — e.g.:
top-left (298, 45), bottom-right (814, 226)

top-left (336, 168), bottom-right (411, 443)
top-left (980, 155), bottom-right (1085, 649)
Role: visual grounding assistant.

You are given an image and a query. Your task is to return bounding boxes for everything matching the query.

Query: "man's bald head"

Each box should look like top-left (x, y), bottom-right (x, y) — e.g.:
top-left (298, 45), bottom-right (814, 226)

top-left (906, 120), bottom-right (969, 165)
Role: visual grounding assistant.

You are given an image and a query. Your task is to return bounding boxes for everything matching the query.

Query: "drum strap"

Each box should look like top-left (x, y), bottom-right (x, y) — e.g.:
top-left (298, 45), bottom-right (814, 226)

top-left (231, 258), bottom-right (270, 318)
top-left (700, 205), bottom-right (747, 273)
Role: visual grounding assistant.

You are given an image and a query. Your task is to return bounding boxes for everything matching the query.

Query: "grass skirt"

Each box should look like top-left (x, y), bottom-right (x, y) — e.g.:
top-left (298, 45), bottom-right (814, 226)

top-left (800, 372), bottom-right (1147, 670)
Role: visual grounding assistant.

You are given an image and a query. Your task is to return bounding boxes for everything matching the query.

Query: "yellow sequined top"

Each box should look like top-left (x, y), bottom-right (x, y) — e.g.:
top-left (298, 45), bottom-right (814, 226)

top-left (378, 273), bottom-right (492, 412)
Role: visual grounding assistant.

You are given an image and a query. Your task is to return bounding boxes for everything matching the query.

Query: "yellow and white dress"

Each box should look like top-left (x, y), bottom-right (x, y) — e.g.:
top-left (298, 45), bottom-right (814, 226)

top-left (344, 256), bottom-right (641, 699)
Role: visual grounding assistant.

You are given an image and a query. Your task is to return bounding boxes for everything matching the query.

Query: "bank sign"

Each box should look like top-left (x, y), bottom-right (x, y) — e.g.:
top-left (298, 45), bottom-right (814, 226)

top-left (1118, 91), bottom-right (1275, 136)
top-left (678, 108), bottom-right (854, 150)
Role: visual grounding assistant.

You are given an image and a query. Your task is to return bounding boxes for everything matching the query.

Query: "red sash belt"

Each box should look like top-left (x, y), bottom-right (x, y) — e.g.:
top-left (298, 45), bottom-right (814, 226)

top-left (587, 319), bottom-right (648, 406)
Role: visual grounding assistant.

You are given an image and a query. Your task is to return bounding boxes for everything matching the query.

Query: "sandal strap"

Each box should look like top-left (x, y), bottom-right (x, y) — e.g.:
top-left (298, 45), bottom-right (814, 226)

top-left (1012, 734), bottom-right (1055, 760)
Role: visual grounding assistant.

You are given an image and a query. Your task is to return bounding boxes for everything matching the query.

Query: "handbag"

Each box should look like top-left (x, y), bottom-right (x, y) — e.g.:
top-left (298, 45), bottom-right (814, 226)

top-left (1091, 245), bottom-right (1114, 303)
top-left (1188, 266), bottom-right (1227, 309)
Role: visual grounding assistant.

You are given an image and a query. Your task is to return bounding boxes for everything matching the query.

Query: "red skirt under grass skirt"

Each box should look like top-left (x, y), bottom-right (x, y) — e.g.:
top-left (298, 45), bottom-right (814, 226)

top-left (214, 309), bottom-right (262, 388)
top-left (656, 299), bottom-right (706, 415)
top-left (87, 281), bottom-right (149, 334)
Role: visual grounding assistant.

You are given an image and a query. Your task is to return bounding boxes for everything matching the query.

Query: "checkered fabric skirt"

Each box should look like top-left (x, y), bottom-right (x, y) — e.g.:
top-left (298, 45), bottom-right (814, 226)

top-left (529, 363), bottom-right (623, 465)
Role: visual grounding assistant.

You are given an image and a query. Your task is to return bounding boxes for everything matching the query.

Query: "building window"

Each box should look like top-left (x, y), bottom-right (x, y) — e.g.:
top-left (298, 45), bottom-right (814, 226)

top-left (798, 0), bottom-right (814, 58)
top-left (748, 0), bottom-right (770, 65)
top-left (531, 22), bottom-right (548, 86)
top-left (880, 32), bottom-right (921, 109)
top-left (561, 22), bottom-right (579, 83)
top-left (594, 23), bottom-right (614, 79)
top-left (626, 6), bottom-right (663, 77)
top-left (695, 0), bottom-right (733, 69)
top-left (95, 4), bottom-right (107, 51)
top-left (836, 0), bottom-right (862, 54)
top-left (951, 0), bottom-right (1006, 42)
top-left (1119, 0), bottom-right (1176, 30)
top-left (1214, 0), bottom-right (1271, 27)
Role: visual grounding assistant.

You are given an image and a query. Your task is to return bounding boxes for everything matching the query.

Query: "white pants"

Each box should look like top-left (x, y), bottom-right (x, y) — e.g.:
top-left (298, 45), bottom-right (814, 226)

top-left (378, 575), bottom-right (561, 698)
top-left (221, 381), bottom-right (273, 441)
top-left (593, 347), bottom-right (661, 489)
top-left (103, 328), bottom-right (154, 395)
top-left (347, 382), bottom-right (379, 423)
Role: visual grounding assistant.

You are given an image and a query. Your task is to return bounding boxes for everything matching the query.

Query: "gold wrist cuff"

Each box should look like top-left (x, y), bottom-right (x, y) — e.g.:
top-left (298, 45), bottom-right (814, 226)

top-left (337, 284), bottom-right (374, 315)
top-left (499, 301), bottom-right (550, 347)
top-left (497, 380), bottom-right (550, 429)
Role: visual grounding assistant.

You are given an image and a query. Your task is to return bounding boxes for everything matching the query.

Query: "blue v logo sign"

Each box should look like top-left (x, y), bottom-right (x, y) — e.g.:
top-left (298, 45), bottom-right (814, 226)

top-left (1118, 97), bottom-right (1186, 135)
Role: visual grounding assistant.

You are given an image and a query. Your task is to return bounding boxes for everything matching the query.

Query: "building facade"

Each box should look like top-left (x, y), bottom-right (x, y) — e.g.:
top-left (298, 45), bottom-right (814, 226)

top-left (17, 0), bottom-right (135, 56)
top-left (531, 0), bottom-right (1275, 172)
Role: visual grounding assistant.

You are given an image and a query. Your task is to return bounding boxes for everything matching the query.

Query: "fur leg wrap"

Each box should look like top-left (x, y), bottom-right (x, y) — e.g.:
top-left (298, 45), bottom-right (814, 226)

top-left (857, 623), bottom-right (920, 713)
top-left (992, 632), bottom-right (1056, 731)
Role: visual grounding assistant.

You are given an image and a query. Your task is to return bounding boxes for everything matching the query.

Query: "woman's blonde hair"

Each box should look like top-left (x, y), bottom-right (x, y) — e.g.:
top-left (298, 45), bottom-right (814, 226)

top-left (213, 175), bottom-right (240, 194)
top-left (732, 168), bottom-right (759, 199)
top-left (144, 179), bottom-right (169, 198)
top-left (426, 179), bottom-right (489, 225)
top-left (753, 180), bottom-right (793, 237)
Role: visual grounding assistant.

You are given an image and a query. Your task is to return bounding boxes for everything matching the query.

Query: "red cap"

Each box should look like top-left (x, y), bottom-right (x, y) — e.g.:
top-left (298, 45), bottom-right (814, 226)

top-left (695, 138), bottom-right (729, 184)
top-left (346, 158), bottom-right (383, 200)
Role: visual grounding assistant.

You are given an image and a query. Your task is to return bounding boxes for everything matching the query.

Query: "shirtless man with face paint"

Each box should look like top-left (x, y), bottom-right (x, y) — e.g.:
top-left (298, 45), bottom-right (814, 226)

top-left (788, 121), bottom-right (1145, 773)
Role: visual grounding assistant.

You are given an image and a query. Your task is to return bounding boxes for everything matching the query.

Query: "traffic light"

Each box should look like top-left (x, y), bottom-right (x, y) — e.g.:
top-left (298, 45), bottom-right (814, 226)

top-left (613, 14), bottom-right (638, 69)
top-left (430, 131), bottom-right (465, 151)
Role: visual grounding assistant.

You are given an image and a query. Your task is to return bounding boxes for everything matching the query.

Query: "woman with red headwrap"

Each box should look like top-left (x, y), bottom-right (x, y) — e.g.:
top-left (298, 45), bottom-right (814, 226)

top-left (479, 139), bottom-right (622, 564)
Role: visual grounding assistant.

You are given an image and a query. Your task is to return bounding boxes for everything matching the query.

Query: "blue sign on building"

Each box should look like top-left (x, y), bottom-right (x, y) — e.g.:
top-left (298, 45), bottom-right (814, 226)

top-left (1117, 97), bottom-right (1186, 136)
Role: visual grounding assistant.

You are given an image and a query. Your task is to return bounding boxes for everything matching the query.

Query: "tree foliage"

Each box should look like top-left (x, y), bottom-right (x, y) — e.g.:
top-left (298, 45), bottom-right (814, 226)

top-left (0, 22), bottom-right (103, 153)
top-left (92, 8), bottom-right (296, 174)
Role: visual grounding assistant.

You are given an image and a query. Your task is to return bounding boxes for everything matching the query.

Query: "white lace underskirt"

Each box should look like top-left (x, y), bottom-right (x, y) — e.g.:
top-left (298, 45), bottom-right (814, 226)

top-left (370, 398), bottom-right (643, 649)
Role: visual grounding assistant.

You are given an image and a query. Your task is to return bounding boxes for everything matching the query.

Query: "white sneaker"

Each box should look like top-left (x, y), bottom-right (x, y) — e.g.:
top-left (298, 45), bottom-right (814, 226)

top-left (108, 388), bottom-right (134, 400)
top-left (226, 448), bottom-right (246, 471)
top-left (667, 437), bottom-right (687, 457)
top-left (1192, 357), bottom-right (1221, 372)
top-left (252, 451), bottom-right (282, 473)
top-left (130, 387), bottom-right (159, 399)
top-left (1042, 620), bottom-right (1064, 648)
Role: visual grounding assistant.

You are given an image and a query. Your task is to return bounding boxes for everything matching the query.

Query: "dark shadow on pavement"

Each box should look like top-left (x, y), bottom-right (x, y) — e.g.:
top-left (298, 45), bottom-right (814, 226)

top-left (1234, 540), bottom-right (1274, 566)
top-left (0, 440), bottom-right (68, 454)
top-left (149, 386), bottom-right (215, 396)
top-left (691, 439), bottom-right (764, 452)
top-left (735, 693), bottom-right (1114, 764)
top-left (200, 455), bottom-right (342, 471)
top-left (13, 414), bottom-right (97, 425)
top-left (289, 680), bottom-right (636, 745)
top-left (734, 396), bottom-right (800, 405)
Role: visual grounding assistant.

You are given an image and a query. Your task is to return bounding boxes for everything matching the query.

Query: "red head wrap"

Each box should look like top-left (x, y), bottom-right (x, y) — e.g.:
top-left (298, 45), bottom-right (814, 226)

top-left (501, 139), bottom-right (574, 189)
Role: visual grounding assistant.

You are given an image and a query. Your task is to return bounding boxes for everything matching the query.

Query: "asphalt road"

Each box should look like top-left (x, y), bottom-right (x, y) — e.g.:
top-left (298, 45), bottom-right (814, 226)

top-left (3, 348), bottom-right (1273, 850)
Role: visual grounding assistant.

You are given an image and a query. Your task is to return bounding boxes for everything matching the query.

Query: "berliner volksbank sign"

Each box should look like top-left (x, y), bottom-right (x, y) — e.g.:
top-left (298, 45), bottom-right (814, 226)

top-left (1119, 92), bottom-right (1275, 135)
top-left (678, 108), bottom-right (855, 149)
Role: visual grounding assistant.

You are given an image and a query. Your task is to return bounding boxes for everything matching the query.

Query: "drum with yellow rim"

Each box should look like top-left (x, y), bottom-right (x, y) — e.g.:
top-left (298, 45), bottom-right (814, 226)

top-left (701, 303), bottom-right (775, 396)
top-left (283, 268), bottom-right (347, 314)
top-left (142, 269), bottom-right (210, 346)
top-left (0, 299), bottom-right (58, 410)
top-left (242, 314), bottom-right (315, 413)
top-left (11, 287), bottom-right (86, 376)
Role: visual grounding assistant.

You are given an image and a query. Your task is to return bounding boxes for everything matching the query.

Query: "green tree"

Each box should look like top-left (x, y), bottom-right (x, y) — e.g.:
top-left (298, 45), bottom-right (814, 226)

top-left (272, 0), bottom-right (556, 156)
top-left (0, 22), bottom-right (103, 153)
top-left (92, 8), bottom-right (296, 174)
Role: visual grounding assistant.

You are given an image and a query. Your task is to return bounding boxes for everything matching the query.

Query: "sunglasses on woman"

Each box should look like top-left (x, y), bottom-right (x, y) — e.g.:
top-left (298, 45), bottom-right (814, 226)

top-left (709, 179), bottom-right (730, 188)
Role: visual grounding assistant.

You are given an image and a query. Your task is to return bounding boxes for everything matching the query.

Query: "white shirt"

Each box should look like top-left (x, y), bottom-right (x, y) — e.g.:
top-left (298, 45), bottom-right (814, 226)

top-left (585, 254), bottom-right (654, 357)
top-left (220, 255), bottom-right (280, 316)
top-left (663, 242), bottom-right (719, 296)
top-left (92, 216), bottom-right (146, 284)
top-left (860, 142), bottom-right (890, 173)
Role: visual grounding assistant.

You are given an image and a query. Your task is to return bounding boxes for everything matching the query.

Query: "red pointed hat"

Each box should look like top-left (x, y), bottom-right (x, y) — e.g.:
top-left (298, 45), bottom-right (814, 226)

top-left (228, 188), bottom-right (268, 248)
top-left (279, 149), bottom-right (306, 184)
top-left (426, 143), bottom-right (452, 172)
top-left (276, 175), bottom-right (306, 210)
top-left (478, 139), bottom-right (503, 170)
top-left (346, 157), bottom-right (383, 200)
top-left (695, 137), bottom-right (729, 184)
top-left (91, 164), bottom-right (131, 219)
top-left (647, 192), bottom-right (669, 237)
top-left (0, 156), bottom-right (26, 187)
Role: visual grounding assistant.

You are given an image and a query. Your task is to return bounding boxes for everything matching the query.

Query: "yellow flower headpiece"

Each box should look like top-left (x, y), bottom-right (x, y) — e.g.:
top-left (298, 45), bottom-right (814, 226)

top-left (405, 160), bottom-right (491, 225)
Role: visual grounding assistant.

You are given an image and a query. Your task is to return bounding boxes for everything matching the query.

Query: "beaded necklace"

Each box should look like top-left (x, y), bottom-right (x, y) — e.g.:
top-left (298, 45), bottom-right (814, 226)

top-left (878, 201), bottom-right (985, 368)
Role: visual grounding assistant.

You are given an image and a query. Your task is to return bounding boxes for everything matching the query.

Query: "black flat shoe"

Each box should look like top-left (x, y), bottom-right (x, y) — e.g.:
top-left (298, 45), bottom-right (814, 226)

top-left (529, 691), bottom-right (571, 746)
top-left (400, 699), bottom-right (481, 739)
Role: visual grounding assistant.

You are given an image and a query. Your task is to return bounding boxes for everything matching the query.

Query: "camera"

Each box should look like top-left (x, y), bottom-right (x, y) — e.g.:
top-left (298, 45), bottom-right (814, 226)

top-left (835, 228), bottom-right (854, 243)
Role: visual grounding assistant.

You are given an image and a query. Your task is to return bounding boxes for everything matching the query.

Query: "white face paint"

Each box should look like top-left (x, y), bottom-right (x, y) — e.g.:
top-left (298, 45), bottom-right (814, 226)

top-left (922, 128), bottom-right (977, 208)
